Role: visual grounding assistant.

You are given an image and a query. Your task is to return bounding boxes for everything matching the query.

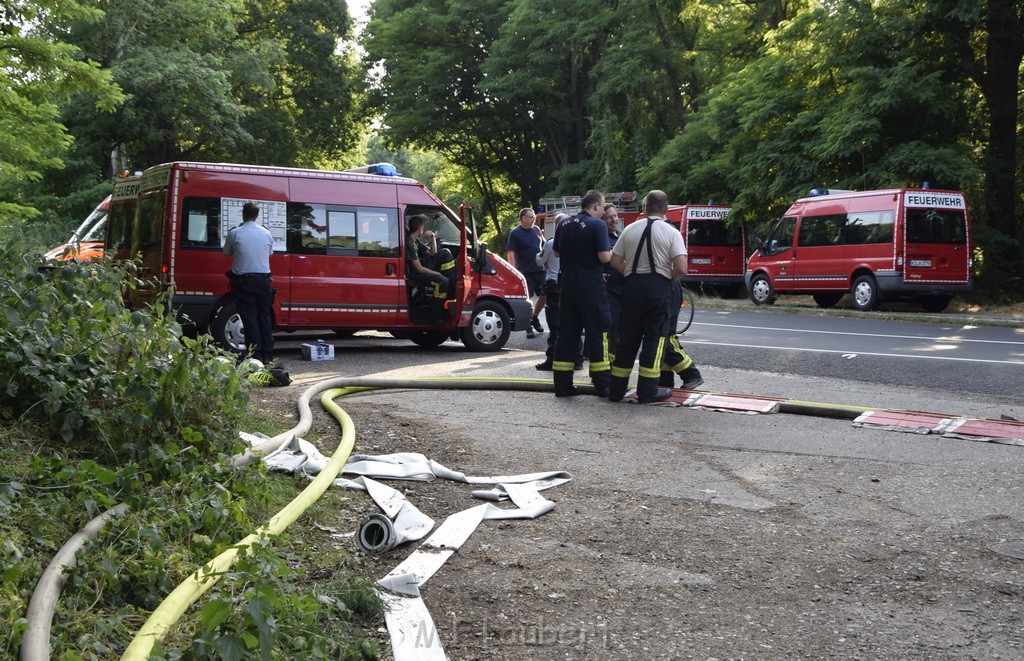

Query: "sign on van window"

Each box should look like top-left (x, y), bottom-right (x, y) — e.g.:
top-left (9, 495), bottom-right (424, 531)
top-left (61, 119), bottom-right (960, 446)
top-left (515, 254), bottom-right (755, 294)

top-left (903, 192), bottom-right (965, 210)
top-left (222, 198), bottom-right (287, 251)
top-left (685, 207), bottom-right (731, 221)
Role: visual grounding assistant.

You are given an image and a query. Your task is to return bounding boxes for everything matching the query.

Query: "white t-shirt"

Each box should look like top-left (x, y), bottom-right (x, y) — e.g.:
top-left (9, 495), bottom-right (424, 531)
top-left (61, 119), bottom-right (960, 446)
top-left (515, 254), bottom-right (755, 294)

top-left (612, 217), bottom-right (685, 279)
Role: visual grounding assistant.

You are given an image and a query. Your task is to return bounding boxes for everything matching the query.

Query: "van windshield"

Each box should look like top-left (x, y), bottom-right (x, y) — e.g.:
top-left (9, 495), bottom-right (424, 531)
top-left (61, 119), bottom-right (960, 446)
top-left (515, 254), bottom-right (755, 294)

top-left (906, 209), bottom-right (967, 244)
top-left (409, 208), bottom-right (459, 245)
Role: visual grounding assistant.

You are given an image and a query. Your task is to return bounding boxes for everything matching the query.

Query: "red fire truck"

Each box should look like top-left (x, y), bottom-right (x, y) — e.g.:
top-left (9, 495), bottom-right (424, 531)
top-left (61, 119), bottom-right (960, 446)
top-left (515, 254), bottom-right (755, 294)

top-left (621, 203), bottom-right (746, 296)
top-left (745, 187), bottom-right (973, 312)
top-left (109, 161), bottom-right (532, 351)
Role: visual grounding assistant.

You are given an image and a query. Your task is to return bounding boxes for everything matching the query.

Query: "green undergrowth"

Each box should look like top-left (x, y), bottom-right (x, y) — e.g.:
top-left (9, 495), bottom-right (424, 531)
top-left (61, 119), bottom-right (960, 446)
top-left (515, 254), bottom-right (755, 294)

top-left (0, 240), bottom-right (381, 658)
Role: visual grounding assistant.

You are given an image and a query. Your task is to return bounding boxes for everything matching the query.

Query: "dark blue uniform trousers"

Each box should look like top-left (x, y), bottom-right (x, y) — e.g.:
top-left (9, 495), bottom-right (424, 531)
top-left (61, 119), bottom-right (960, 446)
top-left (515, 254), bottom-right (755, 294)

top-left (552, 271), bottom-right (611, 394)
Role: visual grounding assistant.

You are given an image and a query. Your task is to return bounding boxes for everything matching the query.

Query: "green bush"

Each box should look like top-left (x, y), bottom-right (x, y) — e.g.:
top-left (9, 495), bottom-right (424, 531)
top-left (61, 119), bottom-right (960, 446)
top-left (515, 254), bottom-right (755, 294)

top-left (0, 240), bottom-right (248, 475)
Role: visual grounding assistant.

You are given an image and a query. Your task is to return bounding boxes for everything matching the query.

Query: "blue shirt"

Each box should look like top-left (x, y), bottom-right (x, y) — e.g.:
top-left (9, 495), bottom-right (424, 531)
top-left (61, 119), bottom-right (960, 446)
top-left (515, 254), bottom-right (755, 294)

top-left (553, 212), bottom-right (610, 276)
top-left (506, 225), bottom-right (544, 273)
top-left (224, 220), bottom-right (273, 274)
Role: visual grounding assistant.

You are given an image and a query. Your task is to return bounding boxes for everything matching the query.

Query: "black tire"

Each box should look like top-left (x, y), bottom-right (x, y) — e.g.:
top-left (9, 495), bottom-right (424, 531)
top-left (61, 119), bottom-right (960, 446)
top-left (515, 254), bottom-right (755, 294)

top-left (749, 273), bottom-right (776, 306)
top-left (676, 286), bottom-right (696, 334)
top-left (920, 295), bottom-right (952, 313)
top-left (211, 301), bottom-right (247, 353)
top-left (409, 331), bottom-right (450, 348)
top-left (850, 273), bottom-right (879, 311)
top-left (812, 292), bottom-right (843, 309)
top-left (461, 300), bottom-right (511, 352)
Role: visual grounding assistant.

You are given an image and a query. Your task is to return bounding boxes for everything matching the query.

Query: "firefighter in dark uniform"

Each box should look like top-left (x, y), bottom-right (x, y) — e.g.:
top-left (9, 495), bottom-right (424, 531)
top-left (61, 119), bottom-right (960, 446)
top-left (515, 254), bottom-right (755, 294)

top-left (551, 190), bottom-right (613, 398)
top-left (602, 203), bottom-right (625, 360)
top-left (607, 190), bottom-right (687, 404)
top-left (659, 280), bottom-right (705, 389)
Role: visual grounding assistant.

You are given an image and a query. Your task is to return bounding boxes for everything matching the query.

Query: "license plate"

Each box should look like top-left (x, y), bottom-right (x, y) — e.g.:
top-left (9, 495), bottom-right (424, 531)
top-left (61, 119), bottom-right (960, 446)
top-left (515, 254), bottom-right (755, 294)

top-left (691, 258), bottom-right (712, 265)
top-left (909, 259), bottom-right (932, 268)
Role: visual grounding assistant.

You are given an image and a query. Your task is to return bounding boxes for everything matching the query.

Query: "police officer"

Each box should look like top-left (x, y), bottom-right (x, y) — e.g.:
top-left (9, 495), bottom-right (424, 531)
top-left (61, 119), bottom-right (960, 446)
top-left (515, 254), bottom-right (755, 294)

top-left (551, 190), bottom-right (612, 397)
top-left (223, 200), bottom-right (275, 363)
top-left (607, 190), bottom-right (686, 404)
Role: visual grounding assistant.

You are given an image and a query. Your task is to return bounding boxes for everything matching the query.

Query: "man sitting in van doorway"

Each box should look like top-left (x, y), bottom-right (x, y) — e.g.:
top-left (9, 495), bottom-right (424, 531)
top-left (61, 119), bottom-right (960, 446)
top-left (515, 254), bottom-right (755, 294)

top-left (406, 214), bottom-right (455, 325)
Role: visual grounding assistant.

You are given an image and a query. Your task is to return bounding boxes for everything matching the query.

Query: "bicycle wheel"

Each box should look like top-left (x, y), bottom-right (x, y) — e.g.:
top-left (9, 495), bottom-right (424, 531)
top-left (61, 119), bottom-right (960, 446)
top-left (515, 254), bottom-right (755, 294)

top-left (675, 286), bottom-right (695, 334)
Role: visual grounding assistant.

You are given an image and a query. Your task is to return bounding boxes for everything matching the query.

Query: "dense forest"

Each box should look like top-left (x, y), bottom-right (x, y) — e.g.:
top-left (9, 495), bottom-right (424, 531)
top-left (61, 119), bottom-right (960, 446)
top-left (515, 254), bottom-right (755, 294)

top-left (1, 0), bottom-right (1021, 298)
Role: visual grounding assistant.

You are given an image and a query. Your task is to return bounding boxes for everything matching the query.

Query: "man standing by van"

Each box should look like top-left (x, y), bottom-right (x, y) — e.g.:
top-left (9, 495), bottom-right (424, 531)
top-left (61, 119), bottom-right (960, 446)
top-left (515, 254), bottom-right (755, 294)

top-left (223, 200), bottom-right (275, 364)
top-left (607, 190), bottom-right (686, 404)
top-left (507, 208), bottom-right (546, 339)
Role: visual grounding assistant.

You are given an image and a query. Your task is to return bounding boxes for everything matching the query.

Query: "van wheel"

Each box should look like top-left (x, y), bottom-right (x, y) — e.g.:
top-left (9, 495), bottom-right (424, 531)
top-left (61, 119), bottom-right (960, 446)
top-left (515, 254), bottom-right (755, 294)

top-left (850, 274), bottom-right (878, 311)
top-left (749, 274), bottom-right (775, 306)
top-left (812, 292), bottom-right (843, 308)
top-left (409, 331), bottom-right (449, 348)
top-left (212, 301), bottom-right (247, 353)
top-left (920, 295), bottom-right (952, 313)
top-left (461, 300), bottom-right (511, 352)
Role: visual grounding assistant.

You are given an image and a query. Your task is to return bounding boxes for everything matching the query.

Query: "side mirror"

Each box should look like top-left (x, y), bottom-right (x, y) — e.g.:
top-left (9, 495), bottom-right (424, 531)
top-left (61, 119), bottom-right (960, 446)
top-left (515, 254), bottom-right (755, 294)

top-left (475, 241), bottom-right (496, 275)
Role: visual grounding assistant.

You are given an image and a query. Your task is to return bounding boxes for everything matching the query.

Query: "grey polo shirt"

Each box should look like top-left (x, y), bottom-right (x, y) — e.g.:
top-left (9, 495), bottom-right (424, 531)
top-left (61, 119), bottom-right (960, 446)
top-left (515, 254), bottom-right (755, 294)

top-left (224, 221), bottom-right (273, 275)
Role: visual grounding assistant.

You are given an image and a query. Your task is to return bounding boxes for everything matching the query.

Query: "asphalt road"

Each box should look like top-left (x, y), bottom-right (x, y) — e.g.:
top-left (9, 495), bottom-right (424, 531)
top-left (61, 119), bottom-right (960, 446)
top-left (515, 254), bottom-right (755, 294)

top-left (267, 321), bottom-right (1024, 659)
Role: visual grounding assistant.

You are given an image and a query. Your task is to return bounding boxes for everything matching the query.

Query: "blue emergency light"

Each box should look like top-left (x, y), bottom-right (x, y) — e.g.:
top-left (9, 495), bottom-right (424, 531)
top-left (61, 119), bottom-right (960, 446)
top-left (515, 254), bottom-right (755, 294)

top-left (345, 162), bottom-right (399, 176)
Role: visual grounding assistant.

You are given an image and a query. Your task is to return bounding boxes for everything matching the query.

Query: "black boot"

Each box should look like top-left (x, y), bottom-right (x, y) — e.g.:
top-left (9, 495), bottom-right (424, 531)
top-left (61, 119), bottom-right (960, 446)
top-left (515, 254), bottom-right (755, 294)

top-left (607, 375), bottom-right (629, 403)
top-left (636, 376), bottom-right (672, 404)
top-left (553, 370), bottom-right (579, 397)
top-left (590, 371), bottom-right (610, 398)
top-left (659, 370), bottom-right (675, 388)
top-left (679, 366), bottom-right (704, 390)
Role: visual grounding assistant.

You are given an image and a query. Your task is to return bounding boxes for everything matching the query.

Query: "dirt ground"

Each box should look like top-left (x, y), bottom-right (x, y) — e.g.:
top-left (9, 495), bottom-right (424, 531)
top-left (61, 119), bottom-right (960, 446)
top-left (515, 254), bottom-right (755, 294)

top-left (249, 363), bottom-right (1024, 661)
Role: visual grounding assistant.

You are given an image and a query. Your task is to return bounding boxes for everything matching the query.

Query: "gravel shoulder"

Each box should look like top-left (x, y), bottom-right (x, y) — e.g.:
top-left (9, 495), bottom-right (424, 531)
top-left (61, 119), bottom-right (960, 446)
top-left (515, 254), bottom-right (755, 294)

top-left (253, 336), bottom-right (1024, 660)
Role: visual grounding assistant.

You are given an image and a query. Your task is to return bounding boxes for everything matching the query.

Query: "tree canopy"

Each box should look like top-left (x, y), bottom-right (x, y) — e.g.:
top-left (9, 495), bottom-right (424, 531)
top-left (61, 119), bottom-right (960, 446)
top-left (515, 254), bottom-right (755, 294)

top-left (4, 0), bottom-right (1022, 295)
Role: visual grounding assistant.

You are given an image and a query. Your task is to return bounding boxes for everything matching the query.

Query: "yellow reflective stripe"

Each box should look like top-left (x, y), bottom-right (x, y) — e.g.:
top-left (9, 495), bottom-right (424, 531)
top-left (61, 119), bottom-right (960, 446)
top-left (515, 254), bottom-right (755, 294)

top-left (646, 336), bottom-right (665, 372)
top-left (440, 260), bottom-right (456, 271)
top-left (589, 361), bottom-right (610, 372)
top-left (600, 332), bottom-right (609, 362)
top-left (666, 335), bottom-right (692, 370)
top-left (638, 366), bottom-right (661, 378)
top-left (552, 361), bottom-right (576, 372)
top-left (610, 365), bottom-right (633, 378)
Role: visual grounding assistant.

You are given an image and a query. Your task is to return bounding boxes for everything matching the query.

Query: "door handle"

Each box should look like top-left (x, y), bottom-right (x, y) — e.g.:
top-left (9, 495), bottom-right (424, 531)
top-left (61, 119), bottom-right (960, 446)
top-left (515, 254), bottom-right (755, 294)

top-left (386, 263), bottom-right (395, 276)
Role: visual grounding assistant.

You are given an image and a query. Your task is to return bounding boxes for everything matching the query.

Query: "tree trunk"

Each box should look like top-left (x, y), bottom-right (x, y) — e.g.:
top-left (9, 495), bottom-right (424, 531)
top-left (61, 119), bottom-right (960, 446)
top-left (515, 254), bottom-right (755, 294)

top-left (980, 0), bottom-right (1022, 239)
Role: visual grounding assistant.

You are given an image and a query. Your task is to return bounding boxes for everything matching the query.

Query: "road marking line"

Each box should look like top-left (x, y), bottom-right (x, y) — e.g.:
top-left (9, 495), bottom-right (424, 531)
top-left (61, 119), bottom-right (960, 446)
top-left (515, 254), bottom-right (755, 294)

top-left (685, 339), bottom-right (1024, 366)
top-left (693, 322), bottom-right (1024, 346)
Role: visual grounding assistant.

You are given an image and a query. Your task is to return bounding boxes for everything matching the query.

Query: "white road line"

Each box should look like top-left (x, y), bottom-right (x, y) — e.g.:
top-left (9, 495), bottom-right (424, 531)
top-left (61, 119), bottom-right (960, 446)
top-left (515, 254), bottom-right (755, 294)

top-left (685, 339), bottom-right (1024, 366)
top-left (694, 322), bottom-right (1024, 346)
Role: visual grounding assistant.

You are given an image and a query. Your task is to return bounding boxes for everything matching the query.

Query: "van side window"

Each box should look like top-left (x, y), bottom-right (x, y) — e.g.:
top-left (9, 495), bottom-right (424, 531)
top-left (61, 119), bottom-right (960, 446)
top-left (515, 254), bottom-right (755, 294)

top-left (286, 204), bottom-right (399, 257)
top-left (844, 211), bottom-right (893, 244)
top-left (181, 197), bottom-right (223, 248)
top-left (764, 216), bottom-right (796, 255)
top-left (798, 214), bottom-right (843, 247)
top-left (287, 203), bottom-right (329, 254)
top-left (358, 209), bottom-right (400, 257)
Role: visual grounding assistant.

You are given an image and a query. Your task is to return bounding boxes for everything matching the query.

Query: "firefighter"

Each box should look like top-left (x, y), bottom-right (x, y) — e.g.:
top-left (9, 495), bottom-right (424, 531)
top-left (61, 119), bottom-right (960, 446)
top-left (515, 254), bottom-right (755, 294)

top-left (659, 279), bottom-right (705, 389)
top-left (406, 215), bottom-right (455, 324)
top-left (607, 190), bottom-right (687, 404)
top-left (551, 190), bottom-right (613, 397)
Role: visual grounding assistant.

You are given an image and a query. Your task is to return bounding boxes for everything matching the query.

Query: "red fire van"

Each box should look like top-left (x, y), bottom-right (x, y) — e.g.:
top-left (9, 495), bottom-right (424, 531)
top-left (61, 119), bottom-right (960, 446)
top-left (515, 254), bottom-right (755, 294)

top-left (621, 204), bottom-right (745, 296)
top-left (113, 161), bottom-right (531, 351)
top-left (745, 188), bottom-right (973, 312)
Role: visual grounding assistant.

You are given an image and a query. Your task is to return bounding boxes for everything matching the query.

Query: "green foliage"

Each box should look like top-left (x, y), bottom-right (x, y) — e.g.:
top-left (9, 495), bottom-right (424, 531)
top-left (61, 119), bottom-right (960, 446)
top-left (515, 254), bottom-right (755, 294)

top-left (0, 242), bottom-right (247, 474)
top-left (0, 0), bottom-right (123, 223)
top-left (154, 539), bottom-right (382, 659)
top-left (0, 239), bottom-right (384, 654)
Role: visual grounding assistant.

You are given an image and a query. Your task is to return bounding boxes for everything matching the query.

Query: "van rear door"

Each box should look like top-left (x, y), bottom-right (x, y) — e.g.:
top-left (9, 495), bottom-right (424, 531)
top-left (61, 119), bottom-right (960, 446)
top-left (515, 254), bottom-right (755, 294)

top-left (901, 191), bottom-right (971, 286)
